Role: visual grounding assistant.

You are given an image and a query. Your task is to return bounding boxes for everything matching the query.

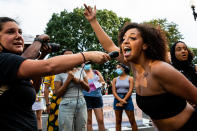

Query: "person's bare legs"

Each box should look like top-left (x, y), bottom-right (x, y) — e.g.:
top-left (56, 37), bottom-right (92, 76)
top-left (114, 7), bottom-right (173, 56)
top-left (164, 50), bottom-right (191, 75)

top-left (94, 108), bottom-right (105, 131)
top-left (87, 109), bottom-right (93, 131)
top-left (115, 110), bottom-right (123, 131)
top-left (125, 110), bottom-right (138, 131)
top-left (36, 110), bottom-right (43, 131)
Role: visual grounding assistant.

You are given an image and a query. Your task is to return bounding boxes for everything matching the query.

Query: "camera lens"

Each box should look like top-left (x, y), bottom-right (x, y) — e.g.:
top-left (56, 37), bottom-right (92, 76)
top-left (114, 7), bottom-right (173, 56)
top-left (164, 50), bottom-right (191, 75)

top-left (48, 43), bottom-right (60, 52)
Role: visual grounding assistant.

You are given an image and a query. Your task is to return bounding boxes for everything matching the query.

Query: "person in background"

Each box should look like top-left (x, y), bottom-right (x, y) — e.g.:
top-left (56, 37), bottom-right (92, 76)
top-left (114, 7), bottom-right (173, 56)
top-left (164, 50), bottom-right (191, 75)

top-left (32, 80), bottom-right (45, 131)
top-left (170, 41), bottom-right (197, 87)
top-left (55, 49), bottom-right (89, 131)
top-left (44, 75), bottom-right (59, 131)
top-left (170, 41), bottom-right (197, 108)
top-left (84, 5), bottom-right (197, 130)
top-left (28, 40), bottom-right (52, 131)
top-left (112, 63), bottom-right (138, 131)
top-left (44, 50), bottom-right (74, 131)
top-left (83, 63), bottom-right (106, 131)
top-left (0, 16), bottom-right (110, 131)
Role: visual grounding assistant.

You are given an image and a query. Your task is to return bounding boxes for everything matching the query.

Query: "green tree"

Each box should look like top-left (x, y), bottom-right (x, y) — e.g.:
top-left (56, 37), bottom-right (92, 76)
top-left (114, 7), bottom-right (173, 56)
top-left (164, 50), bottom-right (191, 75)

top-left (192, 48), bottom-right (197, 64)
top-left (45, 8), bottom-right (130, 54)
top-left (45, 7), bottom-right (130, 81)
top-left (146, 19), bottom-right (183, 48)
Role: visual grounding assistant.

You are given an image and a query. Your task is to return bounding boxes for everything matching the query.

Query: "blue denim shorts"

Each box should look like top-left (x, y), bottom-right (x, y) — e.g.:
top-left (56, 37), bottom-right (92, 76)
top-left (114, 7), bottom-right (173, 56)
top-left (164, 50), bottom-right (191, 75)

top-left (84, 96), bottom-right (103, 109)
top-left (113, 93), bottom-right (134, 111)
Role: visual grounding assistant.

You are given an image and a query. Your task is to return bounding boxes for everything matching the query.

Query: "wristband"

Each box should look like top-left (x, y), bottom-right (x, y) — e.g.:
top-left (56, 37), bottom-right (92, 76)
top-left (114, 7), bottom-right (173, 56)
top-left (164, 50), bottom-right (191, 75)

top-left (34, 37), bottom-right (45, 45)
top-left (46, 104), bottom-right (50, 106)
top-left (80, 52), bottom-right (86, 63)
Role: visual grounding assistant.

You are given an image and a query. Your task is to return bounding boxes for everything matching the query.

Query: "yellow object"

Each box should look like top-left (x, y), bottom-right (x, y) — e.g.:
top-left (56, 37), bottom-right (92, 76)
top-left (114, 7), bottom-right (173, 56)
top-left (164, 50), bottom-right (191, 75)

top-left (55, 120), bottom-right (59, 126)
top-left (55, 109), bottom-right (59, 115)
top-left (48, 125), bottom-right (54, 131)
top-left (50, 103), bottom-right (56, 110)
top-left (44, 75), bottom-right (55, 90)
top-left (49, 114), bottom-right (55, 122)
top-left (52, 95), bottom-right (57, 100)
top-left (56, 98), bottom-right (61, 104)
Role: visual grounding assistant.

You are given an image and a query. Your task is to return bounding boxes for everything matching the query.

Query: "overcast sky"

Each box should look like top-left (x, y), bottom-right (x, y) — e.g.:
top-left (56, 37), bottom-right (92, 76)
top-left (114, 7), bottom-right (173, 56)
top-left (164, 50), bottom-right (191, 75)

top-left (0, 0), bottom-right (197, 48)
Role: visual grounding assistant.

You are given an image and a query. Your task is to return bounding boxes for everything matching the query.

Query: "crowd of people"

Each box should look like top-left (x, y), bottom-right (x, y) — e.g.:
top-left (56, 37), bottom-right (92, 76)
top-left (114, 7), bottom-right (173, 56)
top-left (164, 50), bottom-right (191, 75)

top-left (83, 3), bottom-right (197, 131)
top-left (0, 3), bottom-right (197, 131)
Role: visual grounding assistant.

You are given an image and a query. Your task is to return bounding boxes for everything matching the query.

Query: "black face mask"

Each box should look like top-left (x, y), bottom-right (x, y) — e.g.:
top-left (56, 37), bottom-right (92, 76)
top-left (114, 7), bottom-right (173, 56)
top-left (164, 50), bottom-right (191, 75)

top-left (0, 43), bottom-right (22, 55)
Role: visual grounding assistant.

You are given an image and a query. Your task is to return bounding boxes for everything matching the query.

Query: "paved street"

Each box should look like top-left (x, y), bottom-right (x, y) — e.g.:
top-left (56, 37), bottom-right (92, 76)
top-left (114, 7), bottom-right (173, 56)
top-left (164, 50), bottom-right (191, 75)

top-left (42, 114), bottom-right (157, 131)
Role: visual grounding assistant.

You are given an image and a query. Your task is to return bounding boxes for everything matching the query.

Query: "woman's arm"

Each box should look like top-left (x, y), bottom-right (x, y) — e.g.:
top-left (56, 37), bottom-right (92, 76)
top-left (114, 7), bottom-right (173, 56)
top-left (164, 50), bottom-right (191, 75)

top-left (44, 83), bottom-right (51, 113)
top-left (54, 73), bottom-right (73, 98)
top-left (21, 34), bottom-right (50, 59)
top-left (153, 61), bottom-right (197, 105)
top-left (123, 76), bottom-right (134, 101)
top-left (17, 51), bottom-right (110, 79)
top-left (96, 70), bottom-right (105, 86)
top-left (84, 4), bottom-right (124, 63)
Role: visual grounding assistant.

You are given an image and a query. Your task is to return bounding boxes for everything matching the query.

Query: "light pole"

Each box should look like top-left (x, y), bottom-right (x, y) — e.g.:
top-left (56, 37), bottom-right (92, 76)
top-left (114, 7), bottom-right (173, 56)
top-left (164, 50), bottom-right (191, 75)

top-left (190, 0), bottom-right (197, 21)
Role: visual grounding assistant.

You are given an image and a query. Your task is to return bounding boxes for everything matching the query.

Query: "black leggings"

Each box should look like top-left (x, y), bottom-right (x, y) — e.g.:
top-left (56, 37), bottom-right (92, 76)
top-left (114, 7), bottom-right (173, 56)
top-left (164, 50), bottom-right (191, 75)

top-left (179, 110), bottom-right (197, 131)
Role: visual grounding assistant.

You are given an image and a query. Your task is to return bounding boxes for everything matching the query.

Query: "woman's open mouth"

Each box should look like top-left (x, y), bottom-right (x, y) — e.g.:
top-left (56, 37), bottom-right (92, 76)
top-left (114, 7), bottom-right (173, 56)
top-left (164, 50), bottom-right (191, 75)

top-left (123, 46), bottom-right (131, 57)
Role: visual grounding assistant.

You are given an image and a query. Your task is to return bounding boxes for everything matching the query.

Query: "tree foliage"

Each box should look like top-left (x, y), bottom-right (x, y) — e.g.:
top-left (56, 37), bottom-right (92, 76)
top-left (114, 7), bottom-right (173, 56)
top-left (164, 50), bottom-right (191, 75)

top-left (45, 8), bottom-right (130, 53)
top-left (146, 19), bottom-right (183, 48)
top-left (191, 48), bottom-right (197, 64)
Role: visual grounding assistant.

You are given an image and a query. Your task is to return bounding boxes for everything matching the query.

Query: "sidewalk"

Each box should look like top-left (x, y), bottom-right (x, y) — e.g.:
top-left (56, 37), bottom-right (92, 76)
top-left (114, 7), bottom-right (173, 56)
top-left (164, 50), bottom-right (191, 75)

top-left (42, 114), bottom-right (157, 131)
top-left (41, 94), bottom-right (157, 131)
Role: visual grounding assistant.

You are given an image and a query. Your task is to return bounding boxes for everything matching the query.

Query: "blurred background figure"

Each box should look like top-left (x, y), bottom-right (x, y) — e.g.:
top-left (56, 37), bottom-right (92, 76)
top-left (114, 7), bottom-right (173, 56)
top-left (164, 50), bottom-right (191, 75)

top-left (170, 41), bottom-right (197, 87)
top-left (44, 75), bottom-right (60, 131)
top-left (32, 80), bottom-right (45, 131)
top-left (170, 41), bottom-right (197, 108)
top-left (83, 63), bottom-right (106, 131)
top-left (112, 63), bottom-right (138, 131)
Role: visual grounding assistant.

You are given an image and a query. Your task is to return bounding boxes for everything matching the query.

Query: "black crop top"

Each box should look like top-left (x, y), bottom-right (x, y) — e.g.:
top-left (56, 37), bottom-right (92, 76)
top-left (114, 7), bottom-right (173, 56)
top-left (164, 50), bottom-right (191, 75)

top-left (136, 93), bottom-right (186, 120)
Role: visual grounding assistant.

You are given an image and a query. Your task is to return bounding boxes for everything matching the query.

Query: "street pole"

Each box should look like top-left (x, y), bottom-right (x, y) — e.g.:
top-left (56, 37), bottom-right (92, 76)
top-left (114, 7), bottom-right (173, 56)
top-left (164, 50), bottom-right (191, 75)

top-left (190, 0), bottom-right (197, 21)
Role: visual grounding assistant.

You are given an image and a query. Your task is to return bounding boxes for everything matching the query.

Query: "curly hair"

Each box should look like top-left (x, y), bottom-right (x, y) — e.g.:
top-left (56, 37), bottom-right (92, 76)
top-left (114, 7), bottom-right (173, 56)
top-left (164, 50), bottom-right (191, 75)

top-left (118, 22), bottom-right (168, 61)
top-left (0, 17), bottom-right (18, 31)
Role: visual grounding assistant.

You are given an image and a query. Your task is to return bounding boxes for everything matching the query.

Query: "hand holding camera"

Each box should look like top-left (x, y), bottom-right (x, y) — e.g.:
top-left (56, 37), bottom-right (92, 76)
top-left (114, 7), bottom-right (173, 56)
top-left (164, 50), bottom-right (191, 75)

top-left (34, 34), bottom-right (60, 52)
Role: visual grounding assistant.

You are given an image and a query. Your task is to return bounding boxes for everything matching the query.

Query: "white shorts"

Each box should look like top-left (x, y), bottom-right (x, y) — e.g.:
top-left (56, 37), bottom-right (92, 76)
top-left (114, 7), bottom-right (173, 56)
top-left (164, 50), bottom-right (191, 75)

top-left (32, 99), bottom-right (45, 111)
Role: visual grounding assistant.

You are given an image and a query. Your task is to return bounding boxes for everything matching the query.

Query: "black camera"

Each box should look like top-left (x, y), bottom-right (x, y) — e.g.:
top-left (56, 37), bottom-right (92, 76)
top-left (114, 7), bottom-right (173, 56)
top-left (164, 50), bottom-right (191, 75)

top-left (47, 43), bottom-right (60, 52)
top-left (34, 35), bottom-right (61, 52)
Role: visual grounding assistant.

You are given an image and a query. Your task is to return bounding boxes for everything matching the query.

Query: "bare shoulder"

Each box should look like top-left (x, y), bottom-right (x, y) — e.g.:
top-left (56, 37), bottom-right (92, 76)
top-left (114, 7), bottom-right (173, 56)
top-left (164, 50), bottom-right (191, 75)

top-left (112, 77), bottom-right (117, 82)
top-left (151, 61), bottom-right (176, 78)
